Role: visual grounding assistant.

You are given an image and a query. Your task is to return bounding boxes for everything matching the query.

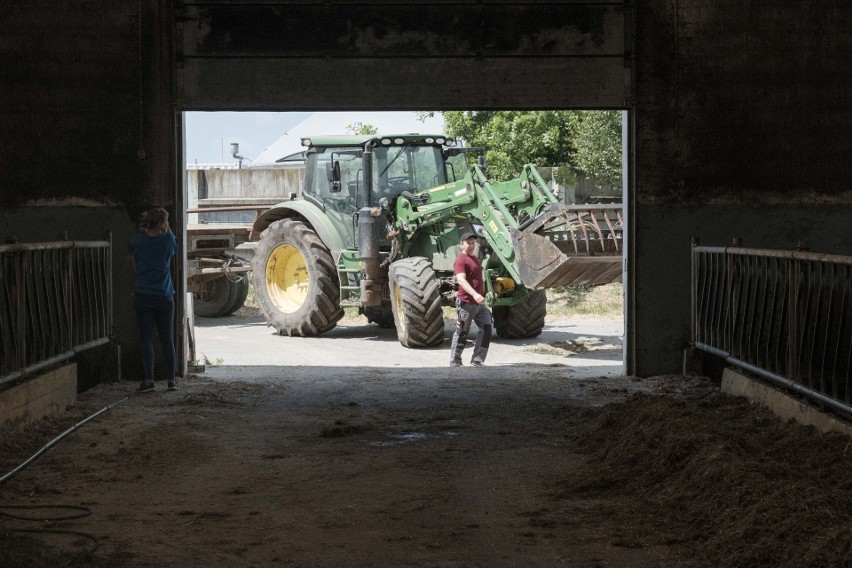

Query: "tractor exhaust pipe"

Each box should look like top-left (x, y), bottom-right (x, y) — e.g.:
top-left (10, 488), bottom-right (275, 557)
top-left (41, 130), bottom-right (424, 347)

top-left (358, 206), bottom-right (383, 306)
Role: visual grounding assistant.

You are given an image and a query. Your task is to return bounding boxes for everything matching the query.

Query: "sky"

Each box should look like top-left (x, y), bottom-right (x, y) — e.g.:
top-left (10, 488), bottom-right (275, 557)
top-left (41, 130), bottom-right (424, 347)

top-left (184, 111), bottom-right (446, 166)
top-left (184, 112), bottom-right (312, 165)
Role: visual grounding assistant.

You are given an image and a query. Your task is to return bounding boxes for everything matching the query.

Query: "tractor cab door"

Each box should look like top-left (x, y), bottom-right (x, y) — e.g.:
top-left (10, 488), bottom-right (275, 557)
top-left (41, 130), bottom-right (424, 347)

top-left (307, 147), bottom-right (362, 248)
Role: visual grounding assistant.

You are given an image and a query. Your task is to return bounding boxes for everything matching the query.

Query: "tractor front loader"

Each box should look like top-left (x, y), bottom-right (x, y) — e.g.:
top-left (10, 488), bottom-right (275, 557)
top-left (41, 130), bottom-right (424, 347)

top-left (249, 134), bottom-right (622, 348)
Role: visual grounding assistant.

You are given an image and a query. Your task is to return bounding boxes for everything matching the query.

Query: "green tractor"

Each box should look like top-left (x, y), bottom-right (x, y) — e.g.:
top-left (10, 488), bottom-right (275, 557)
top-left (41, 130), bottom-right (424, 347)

top-left (249, 134), bottom-right (622, 347)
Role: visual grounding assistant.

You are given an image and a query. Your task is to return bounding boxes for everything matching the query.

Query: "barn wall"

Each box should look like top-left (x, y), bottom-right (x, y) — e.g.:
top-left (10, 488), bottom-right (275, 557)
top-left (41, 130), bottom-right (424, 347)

top-left (0, 0), bottom-right (176, 380)
top-left (3, 1), bottom-right (851, 381)
top-left (176, 2), bottom-right (630, 109)
top-left (632, 1), bottom-right (852, 374)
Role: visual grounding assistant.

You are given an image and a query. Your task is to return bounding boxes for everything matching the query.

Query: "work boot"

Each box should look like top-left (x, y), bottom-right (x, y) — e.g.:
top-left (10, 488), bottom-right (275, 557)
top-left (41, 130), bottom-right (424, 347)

top-left (167, 380), bottom-right (180, 391)
top-left (137, 382), bottom-right (155, 394)
top-left (471, 361), bottom-right (485, 367)
top-left (450, 360), bottom-right (464, 367)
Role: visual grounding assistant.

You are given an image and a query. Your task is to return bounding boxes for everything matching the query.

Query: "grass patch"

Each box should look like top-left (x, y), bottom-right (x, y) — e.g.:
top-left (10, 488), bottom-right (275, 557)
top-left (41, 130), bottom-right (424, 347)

top-left (545, 283), bottom-right (623, 320)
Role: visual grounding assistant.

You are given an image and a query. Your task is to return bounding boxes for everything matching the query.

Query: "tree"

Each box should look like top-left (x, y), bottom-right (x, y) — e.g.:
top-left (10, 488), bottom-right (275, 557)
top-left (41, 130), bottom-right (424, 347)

top-left (346, 122), bottom-right (378, 135)
top-left (440, 111), bottom-right (621, 191)
top-left (572, 111), bottom-right (622, 191)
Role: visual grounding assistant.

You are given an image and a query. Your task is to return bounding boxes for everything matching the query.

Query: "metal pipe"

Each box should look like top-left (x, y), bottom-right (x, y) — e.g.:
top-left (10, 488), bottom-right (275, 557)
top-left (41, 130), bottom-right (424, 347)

top-left (563, 204), bottom-right (624, 212)
top-left (694, 341), bottom-right (729, 360)
top-left (0, 397), bottom-right (128, 485)
top-left (694, 340), bottom-right (852, 420)
top-left (694, 245), bottom-right (852, 265)
top-left (729, 357), bottom-right (852, 421)
top-left (0, 337), bottom-right (111, 387)
top-left (186, 206), bottom-right (270, 214)
top-left (0, 241), bottom-right (110, 253)
top-left (361, 140), bottom-right (373, 207)
top-left (195, 266), bottom-right (252, 275)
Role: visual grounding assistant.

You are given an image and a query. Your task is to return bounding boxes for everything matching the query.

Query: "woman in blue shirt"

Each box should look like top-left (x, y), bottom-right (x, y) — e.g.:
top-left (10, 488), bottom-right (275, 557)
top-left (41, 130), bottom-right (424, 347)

top-left (128, 208), bottom-right (179, 393)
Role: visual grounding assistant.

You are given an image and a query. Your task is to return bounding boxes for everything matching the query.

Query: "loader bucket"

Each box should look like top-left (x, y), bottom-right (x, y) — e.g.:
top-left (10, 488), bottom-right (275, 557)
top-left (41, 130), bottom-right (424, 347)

top-left (510, 204), bottom-right (623, 289)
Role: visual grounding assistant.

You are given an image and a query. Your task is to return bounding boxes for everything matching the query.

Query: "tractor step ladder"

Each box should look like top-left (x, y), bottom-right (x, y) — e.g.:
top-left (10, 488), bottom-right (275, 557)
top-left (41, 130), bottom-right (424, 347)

top-left (337, 256), bottom-right (361, 303)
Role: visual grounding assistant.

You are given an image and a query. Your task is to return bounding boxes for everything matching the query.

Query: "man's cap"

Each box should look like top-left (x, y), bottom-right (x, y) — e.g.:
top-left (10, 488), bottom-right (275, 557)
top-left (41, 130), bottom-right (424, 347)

top-left (459, 228), bottom-right (477, 241)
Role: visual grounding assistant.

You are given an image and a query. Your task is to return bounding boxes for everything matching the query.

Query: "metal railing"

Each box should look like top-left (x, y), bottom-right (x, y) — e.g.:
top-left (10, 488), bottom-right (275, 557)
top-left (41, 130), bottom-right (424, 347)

top-left (0, 236), bottom-right (113, 386)
top-left (692, 241), bottom-right (852, 419)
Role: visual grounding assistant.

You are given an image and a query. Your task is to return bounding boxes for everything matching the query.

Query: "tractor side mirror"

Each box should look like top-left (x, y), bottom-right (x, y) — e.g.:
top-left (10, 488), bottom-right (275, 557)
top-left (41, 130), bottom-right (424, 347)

top-left (326, 161), bottom-right (342, 193)
top-left (477, 155), bottom-right (488, 173)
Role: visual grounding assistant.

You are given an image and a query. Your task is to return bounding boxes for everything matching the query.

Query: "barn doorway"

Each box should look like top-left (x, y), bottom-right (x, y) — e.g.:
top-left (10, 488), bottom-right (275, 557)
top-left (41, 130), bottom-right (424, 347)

top-left (180, 110), bottom-right (628, 377)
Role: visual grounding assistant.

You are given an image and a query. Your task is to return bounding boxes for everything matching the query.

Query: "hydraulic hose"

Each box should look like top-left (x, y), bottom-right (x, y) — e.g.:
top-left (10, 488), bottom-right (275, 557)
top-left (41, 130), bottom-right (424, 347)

top-left (0, 397), bottom-right (128, 485)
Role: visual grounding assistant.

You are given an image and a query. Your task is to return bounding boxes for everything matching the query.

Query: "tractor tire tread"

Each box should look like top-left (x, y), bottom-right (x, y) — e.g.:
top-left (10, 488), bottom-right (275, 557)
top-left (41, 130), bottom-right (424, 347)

top-left (494, 289), bottom-right (547, 339)
top-left (252, 219), bottom-right (343, 337)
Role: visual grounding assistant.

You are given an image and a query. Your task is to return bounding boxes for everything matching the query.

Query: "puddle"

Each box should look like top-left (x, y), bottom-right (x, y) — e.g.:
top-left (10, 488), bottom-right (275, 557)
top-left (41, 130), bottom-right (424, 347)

top-left (369, 431), bottom-right (458, 447)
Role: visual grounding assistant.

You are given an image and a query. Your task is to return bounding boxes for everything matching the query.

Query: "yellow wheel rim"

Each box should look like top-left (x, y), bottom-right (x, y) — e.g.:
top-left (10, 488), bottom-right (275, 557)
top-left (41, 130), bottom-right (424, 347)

top-left (266, 244), bottom-right (309, 313)
top-left (393, 281), bottom-right (407, 337)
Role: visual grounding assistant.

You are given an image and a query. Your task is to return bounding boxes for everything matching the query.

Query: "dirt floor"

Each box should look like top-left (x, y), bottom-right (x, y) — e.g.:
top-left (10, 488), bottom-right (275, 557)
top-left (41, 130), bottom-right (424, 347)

top-left (1, 369), bottom-right (851, 568)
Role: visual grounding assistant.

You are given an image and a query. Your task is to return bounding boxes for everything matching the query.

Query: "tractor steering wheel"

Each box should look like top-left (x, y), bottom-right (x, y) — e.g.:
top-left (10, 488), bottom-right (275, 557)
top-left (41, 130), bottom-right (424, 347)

top-left (386, 176), bottom-right (413, 192)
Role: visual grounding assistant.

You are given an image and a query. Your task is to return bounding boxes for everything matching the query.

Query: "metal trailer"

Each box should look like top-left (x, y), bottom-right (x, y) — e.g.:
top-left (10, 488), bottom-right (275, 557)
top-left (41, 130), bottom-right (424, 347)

top-left (186, 206), bottom-right (265, 317)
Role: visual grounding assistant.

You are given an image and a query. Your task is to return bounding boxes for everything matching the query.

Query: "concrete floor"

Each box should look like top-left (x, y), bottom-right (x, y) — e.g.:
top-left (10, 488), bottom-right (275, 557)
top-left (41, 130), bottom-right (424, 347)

top-left (192, 315), bottom-right (624, 381)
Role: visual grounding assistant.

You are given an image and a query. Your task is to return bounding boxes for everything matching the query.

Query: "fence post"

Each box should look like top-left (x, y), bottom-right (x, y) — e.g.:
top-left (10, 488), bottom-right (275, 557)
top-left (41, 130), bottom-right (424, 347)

top-left (787, 258), bottom-right (799, 384)
top-left (690, 236), bottom-right (698, 345)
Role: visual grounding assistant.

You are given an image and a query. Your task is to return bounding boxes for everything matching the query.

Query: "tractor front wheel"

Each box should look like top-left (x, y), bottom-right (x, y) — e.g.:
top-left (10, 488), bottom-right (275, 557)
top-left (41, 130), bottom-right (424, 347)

top-left (251, 219), bottom-right (343, 336)
top-left (493, 290), bottom-right (547, 339)
top-left (388, 257), bottom-right (444, 348)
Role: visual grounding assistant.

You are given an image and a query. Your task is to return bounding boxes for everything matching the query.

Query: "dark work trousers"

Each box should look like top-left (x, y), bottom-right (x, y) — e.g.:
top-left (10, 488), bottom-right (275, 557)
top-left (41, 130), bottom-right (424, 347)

top-left (134, 293), bottom-right (176, 382)
top-left (450, 300), bottom-right (493, 365)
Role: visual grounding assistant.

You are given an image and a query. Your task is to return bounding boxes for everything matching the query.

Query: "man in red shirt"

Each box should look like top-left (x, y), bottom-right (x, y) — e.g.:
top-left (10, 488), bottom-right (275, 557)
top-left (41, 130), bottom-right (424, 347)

top-left (450, 228), bottom-right (493, 367)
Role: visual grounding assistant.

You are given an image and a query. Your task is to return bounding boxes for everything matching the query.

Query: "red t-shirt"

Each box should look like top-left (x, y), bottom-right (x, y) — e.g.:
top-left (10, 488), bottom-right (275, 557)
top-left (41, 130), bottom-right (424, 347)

top-left (454, 252), bottom-right (484, 303)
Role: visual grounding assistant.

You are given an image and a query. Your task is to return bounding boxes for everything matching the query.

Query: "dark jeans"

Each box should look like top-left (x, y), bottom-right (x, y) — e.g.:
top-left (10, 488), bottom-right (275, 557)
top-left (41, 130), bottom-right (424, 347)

top-left (134, 293), bottom-right (176, 382)
top-left (450, 300), bottom-right (493, 365)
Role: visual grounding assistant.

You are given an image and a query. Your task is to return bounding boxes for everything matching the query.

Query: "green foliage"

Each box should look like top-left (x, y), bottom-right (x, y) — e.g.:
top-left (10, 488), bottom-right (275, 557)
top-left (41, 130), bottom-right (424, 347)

top-left (346, 122), bottom-right (378, 135)
top-left (196, 353), bottom-right (224, 366)
top-left (442, 111), bottom-right (578, 181)
top-left (573, 111), bottom-right (623, 191)
top-left (440, 111), bottom-right (621, 190)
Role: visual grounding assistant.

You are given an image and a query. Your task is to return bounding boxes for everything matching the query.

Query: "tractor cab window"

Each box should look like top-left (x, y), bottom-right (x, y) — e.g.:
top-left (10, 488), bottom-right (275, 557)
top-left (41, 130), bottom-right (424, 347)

top-left (444, 152), bottom-right (468, 182)
top-left (309, 147), bottom-right (361, 210)
top-left (371, 145), bottom-right (444, 202)
top-left (443, 147), bottom-right (483, 182)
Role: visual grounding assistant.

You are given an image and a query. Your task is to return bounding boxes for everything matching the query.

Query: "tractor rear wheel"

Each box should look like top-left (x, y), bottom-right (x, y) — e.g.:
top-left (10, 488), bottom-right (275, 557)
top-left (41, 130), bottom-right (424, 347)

top-left (194, 276), bottom-right (240, 318)
top-left (222, 275), bottom-right (250, 316)
top-left (251, 219), bottom-right (344, 336)
top-left (388, 257), bottom-right (444, 348)
top-left (493, 289), bottom-right (547, 339)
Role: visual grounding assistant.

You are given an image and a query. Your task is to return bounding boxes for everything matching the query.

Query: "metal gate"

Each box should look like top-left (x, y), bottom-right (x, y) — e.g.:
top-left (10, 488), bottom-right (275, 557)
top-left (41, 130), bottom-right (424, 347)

top-left (0, 237), bottom-right (113, 386)
top-left (691, 241), bottom-right (852, 420)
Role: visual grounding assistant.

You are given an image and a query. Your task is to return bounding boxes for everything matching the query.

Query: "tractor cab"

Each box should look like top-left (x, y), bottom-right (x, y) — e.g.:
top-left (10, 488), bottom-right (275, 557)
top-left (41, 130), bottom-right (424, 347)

top-left (300, 134), bottom-right (476, 248)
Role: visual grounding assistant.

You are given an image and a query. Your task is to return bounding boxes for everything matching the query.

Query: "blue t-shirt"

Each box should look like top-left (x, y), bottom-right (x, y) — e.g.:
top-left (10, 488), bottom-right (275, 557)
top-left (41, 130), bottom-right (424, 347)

top-left (129, 232), bottom-right (178, 296)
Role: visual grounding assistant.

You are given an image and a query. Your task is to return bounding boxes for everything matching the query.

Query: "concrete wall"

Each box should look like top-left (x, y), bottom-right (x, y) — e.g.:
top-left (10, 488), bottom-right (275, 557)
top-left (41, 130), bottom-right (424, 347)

top-left (188, 167), bottom-right (304, 203)
top-left (177, 3), bottom-right (629, 109)
top-left (2, 1), bottom-right (851, 381)
top-left (1, 0), bottom-right (175, 207)
top-left (0, 364), bottom-right (76, 432)
top-left (631, 1), bottom-right (852, 374)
